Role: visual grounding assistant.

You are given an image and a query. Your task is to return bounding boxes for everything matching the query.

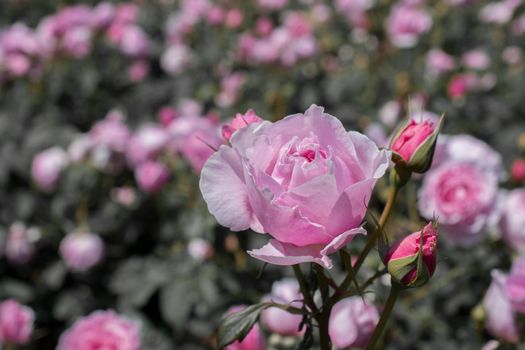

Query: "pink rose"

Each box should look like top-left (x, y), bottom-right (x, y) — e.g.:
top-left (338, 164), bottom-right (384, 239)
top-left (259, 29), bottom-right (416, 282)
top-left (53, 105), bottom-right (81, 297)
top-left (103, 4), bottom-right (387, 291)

top-left (89, 111), bottom-right (130, 154)
top-left (169, 115), bottom-right (222, 173)
top-left (384, 222), bottom-right (438, 286)
top-left (328, 297), bottom-right (379, 349)
top-left (426, 48), bottom-right (455, 74)
top-left (5, 222), bottom-right (34, 265)
top-left (385, 3), bottom-right (432, 48)
top-left (224, 306), bottom-right (265, 350)
top-left (0, 299), bottom-right (34, 345)
top-left (200, 105), bottom-right (390, 268)
top-left (511, 159), bottom-right (525, 183)
top-left (462, 49), bottom-right (490, 70)
top-left (390, 118), bottom-right (435, 162)
top-left (499, 190), bottom-right (525, 252)
top-left (448, 74), bottom-right (469, 99)
top-left (483, 270), bottom-right (519, 343)
top-left (418, 161), bottom-right (498, 246)
top-left (134, 160), bottom-right (170, 193)
top-left (261, 278), bottom-right (303, 336)
top-left (31, 146), bottom-right (69, 192)
top-left (126, 124), bottom-right (169, 166)
top-left (57, 310), bottom-right (141, 350)
top-left (59, 232), bottom-right (104, 272)
top-left (222, 110), bottom-right (263, 141)
top-left (157, 106), bottom-right (177, 127)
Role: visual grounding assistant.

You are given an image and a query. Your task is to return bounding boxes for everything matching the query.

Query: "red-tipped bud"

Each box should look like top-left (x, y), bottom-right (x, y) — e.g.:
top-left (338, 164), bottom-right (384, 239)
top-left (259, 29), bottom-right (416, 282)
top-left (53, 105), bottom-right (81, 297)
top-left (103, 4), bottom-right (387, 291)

top-left (384, 222), bottom-right (438, 288)
top-left (221, 109), bottom-right (263, 142)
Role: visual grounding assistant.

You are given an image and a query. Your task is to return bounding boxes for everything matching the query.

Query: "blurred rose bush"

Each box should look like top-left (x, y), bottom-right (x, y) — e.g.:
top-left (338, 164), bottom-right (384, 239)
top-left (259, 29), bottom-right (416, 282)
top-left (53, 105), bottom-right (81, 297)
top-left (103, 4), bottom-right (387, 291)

top-left (0, 0), bottom-right (524, 349)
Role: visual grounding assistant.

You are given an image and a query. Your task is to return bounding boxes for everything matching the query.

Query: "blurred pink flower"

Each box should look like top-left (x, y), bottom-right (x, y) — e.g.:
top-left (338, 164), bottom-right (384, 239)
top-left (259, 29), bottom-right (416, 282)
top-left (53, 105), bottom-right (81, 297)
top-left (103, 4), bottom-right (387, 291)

top-left (0, 299), bottom-right (34, 345)
top-left (31, 146), bottom-right (69, 192)
top-left (169, 114), bottom-right (222, 173)
top-left (60, 232), bottom-right (104, 272)
top-left (261, 278), bottom-right (303, 336)
top-left (258, 0), bottom-right (288, 11)
top-left (57, 310), bottom-right (141, 350)
top-left (5, 223), bottom-right (35, 265)
top-left (135, 160), bottom-right (170, 193)
top-left (499, 189), bottom-right (525, 252)
top-left (426, 49), bottom-right (455, 74)
top-left (128, 60), bottom-right (149, 82)
top-left (329, 297), bottom-right (379, 349)
top-left (462, 49), bottom-right (490, 70)
top-left (161, 44), bottom-right (192, 75)
top-left (126, 124), bottom-right (169, 166)
top-left (483, 270), bottom-right (518, 343)
top-left (158, 106), bottom-right (178, 127)
top-left (385, 3), bottom-right (432, 48)
top-left (511, 159), bottom-right (525, 182)
top-left (419, 161), bottom-right (498, 246)
top-left (200, 105), bottom-right (390, 268)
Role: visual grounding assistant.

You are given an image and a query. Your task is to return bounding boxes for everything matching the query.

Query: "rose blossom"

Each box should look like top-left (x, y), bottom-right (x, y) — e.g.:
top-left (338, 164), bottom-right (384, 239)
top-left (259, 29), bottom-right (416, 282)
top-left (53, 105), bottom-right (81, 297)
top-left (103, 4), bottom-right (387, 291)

top-left (384, 222), bottom-right (438, 286)
top-left (418, 161), bottom-right (498, 246)
top-left (126, 124), bottom-right (169, 166)
top-left (328, 297), bottom-right (379, 349)
top-left (31, 146), bottom-right (69, 192)
top-left (57, 310), bottom-right (141, 350)
top-left (499, 189), bottom-right (525, 251)
top-left (59, 232), bottom-right (104, 272)
top-left (134, 160), bottom-right (170, 193)
top-left (385, 3), bottom-right (432, 48)
top-left (390, 117), bottom-right (436, 162)
top-left (504, 258), bottom-right (525, 314)
top-left (426, 48), bottom-right (455, 74)
top-left (224, 306), bottom-right (265, 350)
top-left (462, 49), bottom-right (490, 70)
top-left (200, 105), bottom-right (390, 268)
top-left (483, 270), bottom-right (519, 343)
top-left (169, 114), bottom-right (222, 173)
top-left (261, 278), bottom-right (303, 336)
top-left (0, 299), bottom-right (34, 345)
top-left (222, 110), bottom-right (263, 141)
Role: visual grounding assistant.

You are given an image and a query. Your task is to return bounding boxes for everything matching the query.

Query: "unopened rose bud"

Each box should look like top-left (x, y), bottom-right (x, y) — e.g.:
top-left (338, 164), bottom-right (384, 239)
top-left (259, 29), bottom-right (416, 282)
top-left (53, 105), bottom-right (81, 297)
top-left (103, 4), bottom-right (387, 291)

top-left (59, 232), bottom-right (104, 272)
top-left (511, 159), bottom-right (525, 183)
top-left (390, 115), bottom-right (443, 174)
top-left (0, 299), bottom-right (34, 345)
top-left (222, 109), bottom-right (263, 142)
top-left (384, 222), bottom-right (438, 288)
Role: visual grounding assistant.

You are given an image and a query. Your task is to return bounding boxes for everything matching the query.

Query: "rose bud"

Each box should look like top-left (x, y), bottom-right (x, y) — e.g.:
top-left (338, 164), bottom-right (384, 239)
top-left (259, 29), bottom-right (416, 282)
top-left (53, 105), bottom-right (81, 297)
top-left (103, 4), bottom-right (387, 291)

top-left (511, 159), bottom-right (525, 183)
top-left (59, 232), bottom-right (104, 272)
top-left (0, 299), bottom-right (35, 345)
top-left (221, 109), bottom-right (263, 142)
top-left (187, 238), bottom-right (214, 261)
top-left (384, 222), bottom-right (438, 288)
top-left (390, 115), bottom-right (444, 175)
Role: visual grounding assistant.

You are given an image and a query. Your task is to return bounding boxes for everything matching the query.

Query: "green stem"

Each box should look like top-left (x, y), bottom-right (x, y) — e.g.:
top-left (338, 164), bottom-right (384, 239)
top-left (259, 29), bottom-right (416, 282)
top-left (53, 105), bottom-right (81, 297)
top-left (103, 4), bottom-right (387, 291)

top-left (338, 185), bottom-right (398, 293)
top-left (293, 265), bottom-right (330, 350)
top-left (365, 284), bottom-right (400, 350)
top-left (292, 265), bottom-right (319, 315)
top-left (4, 343), bottom-right (14, 350)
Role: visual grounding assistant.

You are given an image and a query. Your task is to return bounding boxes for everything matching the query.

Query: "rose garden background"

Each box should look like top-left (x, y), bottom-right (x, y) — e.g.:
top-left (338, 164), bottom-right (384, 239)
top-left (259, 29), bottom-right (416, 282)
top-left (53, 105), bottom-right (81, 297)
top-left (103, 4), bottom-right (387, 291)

top-left (1, 0), bottom-right (525, 349)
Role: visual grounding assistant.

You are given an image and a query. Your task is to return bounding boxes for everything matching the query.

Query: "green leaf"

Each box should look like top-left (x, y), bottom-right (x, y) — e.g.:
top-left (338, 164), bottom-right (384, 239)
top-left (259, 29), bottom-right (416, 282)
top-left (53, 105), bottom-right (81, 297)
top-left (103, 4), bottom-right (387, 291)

top-left (217, 303), bottom-right (270, 349)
